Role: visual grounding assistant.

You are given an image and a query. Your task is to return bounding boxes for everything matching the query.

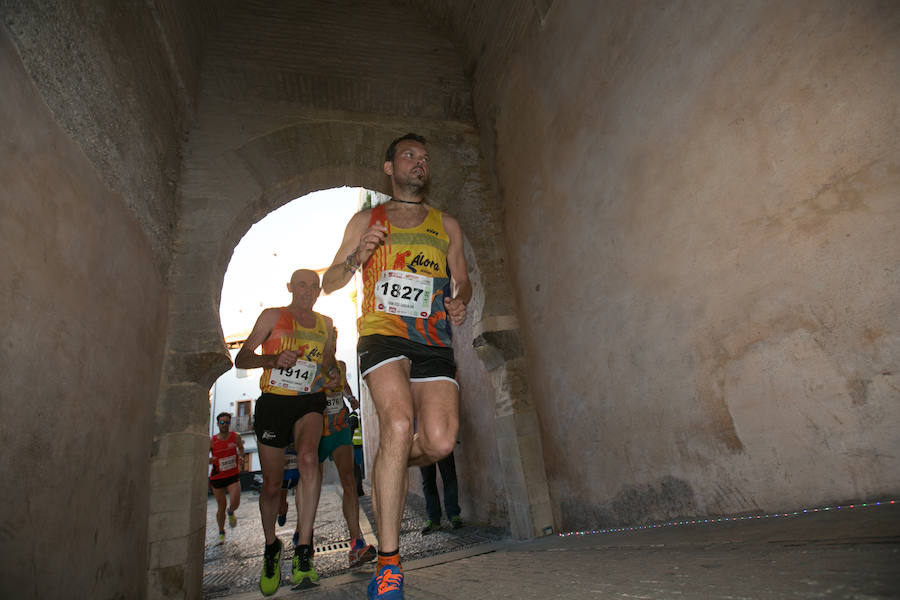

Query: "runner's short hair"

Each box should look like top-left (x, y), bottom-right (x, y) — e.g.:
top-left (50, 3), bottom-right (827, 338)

top-left (385, 133), bottom-right (427, 162)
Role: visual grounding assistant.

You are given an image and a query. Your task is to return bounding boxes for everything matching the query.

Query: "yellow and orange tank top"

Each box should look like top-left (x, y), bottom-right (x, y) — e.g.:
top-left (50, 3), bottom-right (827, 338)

top-left (259, 309), bottom-right (329, 395)
top-left (358, 203), bottom-right (453, 347)
top-left (324, 360), bottom-right (348, 395)
top-left (322, 361), bottom-right (350, 436)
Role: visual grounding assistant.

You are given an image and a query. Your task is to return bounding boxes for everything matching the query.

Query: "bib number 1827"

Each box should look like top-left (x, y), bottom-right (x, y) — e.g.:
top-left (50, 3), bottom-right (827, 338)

top-left (375, 270), bottom-right (432, 318)
top-left (378, 281), bottom-right (425, 302)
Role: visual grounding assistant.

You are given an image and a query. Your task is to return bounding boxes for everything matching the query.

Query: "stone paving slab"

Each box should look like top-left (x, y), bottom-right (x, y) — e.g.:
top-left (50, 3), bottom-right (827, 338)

top-left (213, 500), bottom-right (900, 600)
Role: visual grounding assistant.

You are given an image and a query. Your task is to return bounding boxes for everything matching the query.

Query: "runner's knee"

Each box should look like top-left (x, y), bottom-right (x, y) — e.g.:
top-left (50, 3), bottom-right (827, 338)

top-left (421, 436), bottom-right (455, 464)
top-left (261, 477), bottom-right (282, 497)
top-left (296, 450), bottom-right (318, 473)
top-left (339, 468), bottom-right (356, 490)
top-left (380, 413), bottom-right (413, 442)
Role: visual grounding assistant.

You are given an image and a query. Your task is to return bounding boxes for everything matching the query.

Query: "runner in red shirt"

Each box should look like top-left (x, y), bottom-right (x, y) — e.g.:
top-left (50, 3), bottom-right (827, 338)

top-left (209, 412), bottom-right (245, 544)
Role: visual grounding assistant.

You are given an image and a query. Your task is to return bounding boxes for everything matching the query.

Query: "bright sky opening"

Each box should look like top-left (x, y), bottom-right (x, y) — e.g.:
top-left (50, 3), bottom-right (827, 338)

top-left (219, 186), bottom-right (364, 391)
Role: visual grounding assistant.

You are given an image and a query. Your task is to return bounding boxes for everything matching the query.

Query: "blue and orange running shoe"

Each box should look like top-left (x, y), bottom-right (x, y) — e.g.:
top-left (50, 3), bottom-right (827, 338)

top-left (367, 564), bottom-right (404, 599)
top-left (348, 538), bottom-right (376, 567)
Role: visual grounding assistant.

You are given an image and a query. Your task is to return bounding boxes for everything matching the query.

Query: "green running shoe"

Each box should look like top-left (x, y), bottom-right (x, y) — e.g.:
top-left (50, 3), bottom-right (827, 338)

top-left (259, 539), bottom-right (282, 596)
top-left (291, 544), bottom-right (319, 589)
top-left (420, 519), bottom-right (439, 535)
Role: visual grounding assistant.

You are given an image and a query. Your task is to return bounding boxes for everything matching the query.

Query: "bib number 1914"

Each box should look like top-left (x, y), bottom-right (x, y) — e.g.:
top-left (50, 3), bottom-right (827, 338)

top-left (269, 359), bottom-right (317, 393)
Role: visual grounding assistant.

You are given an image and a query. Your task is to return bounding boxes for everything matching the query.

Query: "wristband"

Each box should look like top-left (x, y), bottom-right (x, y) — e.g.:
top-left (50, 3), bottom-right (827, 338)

top-left (344, 247), bottom-right (360, 273)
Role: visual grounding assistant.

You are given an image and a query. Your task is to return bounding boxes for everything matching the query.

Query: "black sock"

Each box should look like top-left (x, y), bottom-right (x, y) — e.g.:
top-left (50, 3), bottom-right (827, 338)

top-left (377, 549), bottom-right (399, 557)
top-left (265, 538), bottom-right (281, 554)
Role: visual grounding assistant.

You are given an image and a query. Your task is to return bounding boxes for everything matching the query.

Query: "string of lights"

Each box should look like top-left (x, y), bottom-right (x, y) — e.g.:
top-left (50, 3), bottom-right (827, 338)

top-left (558, 499), bottom-right (897, 538)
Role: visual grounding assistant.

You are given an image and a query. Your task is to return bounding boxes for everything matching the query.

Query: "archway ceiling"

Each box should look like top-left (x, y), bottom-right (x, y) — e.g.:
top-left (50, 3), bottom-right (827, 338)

top-left (198, 0), bottom-right (479, 124)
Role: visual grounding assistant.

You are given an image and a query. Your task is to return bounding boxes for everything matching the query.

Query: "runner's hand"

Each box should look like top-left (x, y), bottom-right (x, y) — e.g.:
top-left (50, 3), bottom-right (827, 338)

top-left (444, 296), bottom-right (467, 326)
top-left (356, 221), bottom-right (389, 264)
top-left (274, 350), bottom-right (300, 369)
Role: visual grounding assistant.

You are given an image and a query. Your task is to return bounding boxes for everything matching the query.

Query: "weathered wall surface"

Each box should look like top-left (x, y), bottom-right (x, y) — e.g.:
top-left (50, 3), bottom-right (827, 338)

top-left (1, 0), bottom-right (211, 273)
top-left (0, 27), bottom-right (168, 599)
top-left (469, 0), bottom-right (900, 529)
top-left (12, 1), bottom-right (893, 596)
top-left (1, 2), bottom-right (206, 597)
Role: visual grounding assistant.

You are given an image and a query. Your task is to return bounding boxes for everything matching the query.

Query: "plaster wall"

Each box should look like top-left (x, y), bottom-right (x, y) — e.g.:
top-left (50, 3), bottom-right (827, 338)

top-left (0, 28), bottom-right (168, 599)
top-left (1, 0), bottom-right (211, 272)
top-left (476, 0), bottom-right (900, 530)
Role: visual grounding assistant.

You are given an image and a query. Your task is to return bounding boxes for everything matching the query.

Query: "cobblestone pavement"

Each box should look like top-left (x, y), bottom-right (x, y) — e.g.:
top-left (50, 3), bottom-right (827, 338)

top-left (209, 497), bottom-right (900, 600)
top-left (203, 482), bottom-right (507, 599)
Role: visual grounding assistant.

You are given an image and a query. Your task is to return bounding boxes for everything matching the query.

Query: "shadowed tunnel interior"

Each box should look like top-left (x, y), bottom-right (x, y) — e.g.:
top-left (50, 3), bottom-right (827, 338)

top-left (1, 1), bottom-right (898, 598)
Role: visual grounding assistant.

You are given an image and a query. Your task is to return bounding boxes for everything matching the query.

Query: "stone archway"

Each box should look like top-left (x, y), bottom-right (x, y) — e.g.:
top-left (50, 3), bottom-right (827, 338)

top-left (148, 108), bottom-right (551, 596)
top-left (1, 3), bottom-right (555, 597)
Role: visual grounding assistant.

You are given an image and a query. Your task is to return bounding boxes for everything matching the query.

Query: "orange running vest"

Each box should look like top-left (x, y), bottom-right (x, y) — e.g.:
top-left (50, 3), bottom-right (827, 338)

top-left (259, 309), bottom-right (329, 395)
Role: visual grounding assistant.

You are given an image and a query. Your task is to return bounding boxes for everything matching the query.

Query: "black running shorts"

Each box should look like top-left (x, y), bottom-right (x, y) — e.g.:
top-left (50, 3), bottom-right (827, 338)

top-left (357, 334), bottom-right (457, 386)
top-left (210, 474), bottom-right (240, 489)
top-left (254, 392), bottom-right (327, 448)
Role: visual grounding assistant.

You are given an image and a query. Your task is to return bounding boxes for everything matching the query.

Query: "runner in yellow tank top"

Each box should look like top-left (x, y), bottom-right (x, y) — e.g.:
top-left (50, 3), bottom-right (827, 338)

top-left (317, 338), bottom-right (376, 568)
top-left (235, 269), bottom-right (338, 595)
top-left (259, 309), bottom-right (329, 395)
top-left (323, 134), bottom-right (472, 600)
top-left (358, 203), bottom-right (453, 347)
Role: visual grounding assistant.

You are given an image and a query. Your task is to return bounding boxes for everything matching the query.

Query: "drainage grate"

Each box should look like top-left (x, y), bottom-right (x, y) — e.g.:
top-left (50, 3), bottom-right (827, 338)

top-left (313, 540), bottom-right (351, 555)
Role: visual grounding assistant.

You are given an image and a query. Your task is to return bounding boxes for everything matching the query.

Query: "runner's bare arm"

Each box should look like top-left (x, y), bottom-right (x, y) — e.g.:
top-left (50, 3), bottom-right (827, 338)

top-left (443, 214), bottom-right (472, 326)
top-left (338, 362), bottom-right (360, 409)
top-left (234, 308), bottom-right (298, 369)
top-left (237, 434), bottom-right (245, 460)
top-left (322, 210), bottom-right (387, 294)
top-left (321, 315), bottom-right (338, 378)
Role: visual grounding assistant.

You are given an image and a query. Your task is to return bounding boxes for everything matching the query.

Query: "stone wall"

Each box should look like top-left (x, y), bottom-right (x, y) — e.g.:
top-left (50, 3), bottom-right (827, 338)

top-left (465, 0), bottom-right (900, 529)
top-left (7, 1), bottom-right (894, 597)
top-left (1, 0), bottom-right (211, 273)
top-left (0, 27), bottom-right (169, 599)
top-left (1, 2), bottom-right (206, 597)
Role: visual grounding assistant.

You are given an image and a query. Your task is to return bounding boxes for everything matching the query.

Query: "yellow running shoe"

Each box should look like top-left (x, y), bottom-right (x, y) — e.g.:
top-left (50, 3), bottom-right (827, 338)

top-left (259, 539), bottom-right (282, 596)
top-left (291, 545), bottom-right (319, 589)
